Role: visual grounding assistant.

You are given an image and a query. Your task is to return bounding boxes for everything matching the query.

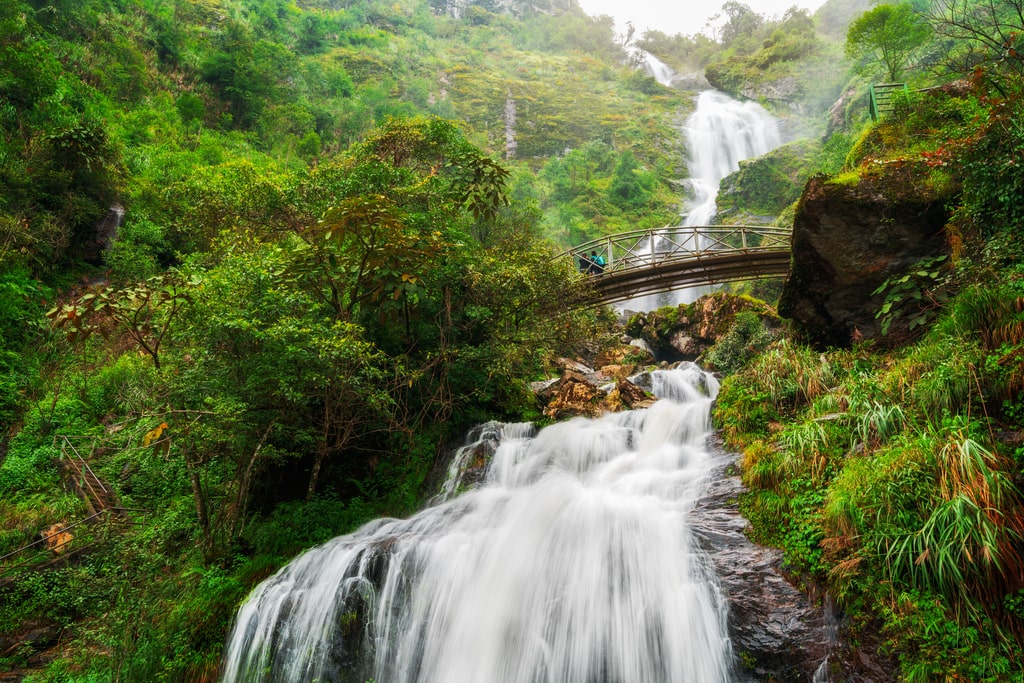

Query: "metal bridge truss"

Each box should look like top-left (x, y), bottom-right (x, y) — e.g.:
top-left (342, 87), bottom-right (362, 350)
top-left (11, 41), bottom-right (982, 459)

top-left (562, 225), bottom-right (792, 305)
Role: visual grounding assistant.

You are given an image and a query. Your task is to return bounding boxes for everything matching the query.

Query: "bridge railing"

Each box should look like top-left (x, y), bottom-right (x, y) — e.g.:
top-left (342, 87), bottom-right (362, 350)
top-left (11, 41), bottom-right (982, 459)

top-left (560, 225), bottom-right (791, 275)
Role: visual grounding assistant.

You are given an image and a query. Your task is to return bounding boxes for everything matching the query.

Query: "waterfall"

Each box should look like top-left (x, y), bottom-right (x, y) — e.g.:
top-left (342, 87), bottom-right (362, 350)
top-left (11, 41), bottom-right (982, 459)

top-left (629, 47), bottom-right (676, 87)
top-left (683, 91), bottom-right (781, 227)
top-left (221, 364), bottom-right (734, 683)
top-left (624, 91), bottom-right (782, 312)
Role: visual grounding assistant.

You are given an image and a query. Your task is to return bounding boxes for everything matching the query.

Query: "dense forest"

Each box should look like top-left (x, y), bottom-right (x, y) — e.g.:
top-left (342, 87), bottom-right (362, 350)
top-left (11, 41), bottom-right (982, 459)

top-left (1, 0), bottom-right (1023, 679)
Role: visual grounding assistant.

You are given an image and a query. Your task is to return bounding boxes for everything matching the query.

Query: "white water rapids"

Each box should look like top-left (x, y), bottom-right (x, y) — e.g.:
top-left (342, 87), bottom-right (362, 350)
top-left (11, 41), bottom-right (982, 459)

top-left (221, 364), bottom-right (735, 682)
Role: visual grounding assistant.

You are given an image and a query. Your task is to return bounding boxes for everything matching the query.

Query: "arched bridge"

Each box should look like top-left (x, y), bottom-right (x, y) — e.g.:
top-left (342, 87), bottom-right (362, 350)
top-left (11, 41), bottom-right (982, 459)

top-left (560, 225), bottom-right (792, 305)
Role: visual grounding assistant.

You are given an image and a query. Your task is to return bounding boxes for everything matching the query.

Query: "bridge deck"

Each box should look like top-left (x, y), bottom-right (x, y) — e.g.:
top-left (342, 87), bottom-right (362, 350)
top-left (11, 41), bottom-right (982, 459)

top-left (561, 225), bottom-right (792, 305)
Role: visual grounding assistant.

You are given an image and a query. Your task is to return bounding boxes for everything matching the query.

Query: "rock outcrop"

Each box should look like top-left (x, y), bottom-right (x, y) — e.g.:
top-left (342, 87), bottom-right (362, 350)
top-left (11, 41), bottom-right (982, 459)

top-left (779, 169), bottom-right (952, 347)
top-left (626, 293), bottom-right (775, 362)
top-left (716, 139), bottom-right (820, 223)
top-left (692, 448), bottom-right (833, 682)
top-left (542, 370), bottom-right (606, 419)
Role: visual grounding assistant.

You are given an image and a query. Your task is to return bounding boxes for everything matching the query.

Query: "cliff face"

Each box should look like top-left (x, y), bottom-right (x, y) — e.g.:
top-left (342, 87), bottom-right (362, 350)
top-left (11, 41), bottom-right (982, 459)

top-left (778, 167), bottom-right (954, 347)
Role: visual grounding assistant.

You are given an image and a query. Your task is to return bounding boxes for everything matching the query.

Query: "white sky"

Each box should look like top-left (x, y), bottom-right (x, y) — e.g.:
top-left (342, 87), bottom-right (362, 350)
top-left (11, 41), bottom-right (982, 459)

top-left (577, 0), bottom-right (831, 38)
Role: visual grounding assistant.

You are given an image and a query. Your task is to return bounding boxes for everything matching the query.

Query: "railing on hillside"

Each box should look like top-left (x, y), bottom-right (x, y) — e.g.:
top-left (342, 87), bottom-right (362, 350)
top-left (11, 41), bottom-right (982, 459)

top-left (559, 225), bottom-right (792, 305)
top-left (0, 436), bottom-right (147, 585)
top-left (56, 435), bottom-right (120, 515)
top-left (0, 506), bottom-right (146, 584)
top-left (869, 83), bottom-right (909, 121)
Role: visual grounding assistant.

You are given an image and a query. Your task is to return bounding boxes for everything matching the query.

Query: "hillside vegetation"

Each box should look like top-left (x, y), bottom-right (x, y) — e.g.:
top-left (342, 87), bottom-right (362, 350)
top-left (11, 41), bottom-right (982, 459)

top-left (712, 2), bottom-right (1024, 677)
top-left (6, 0), bottom-right (1022, 679)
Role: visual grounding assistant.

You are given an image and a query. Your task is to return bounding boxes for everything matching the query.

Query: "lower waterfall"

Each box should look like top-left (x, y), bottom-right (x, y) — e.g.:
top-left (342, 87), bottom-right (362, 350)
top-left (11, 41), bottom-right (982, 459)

top-left (221, 364), bottom-right (734, 683)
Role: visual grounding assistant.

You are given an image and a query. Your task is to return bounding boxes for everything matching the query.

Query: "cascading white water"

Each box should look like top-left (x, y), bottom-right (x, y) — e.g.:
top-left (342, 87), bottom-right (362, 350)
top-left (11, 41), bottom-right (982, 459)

top-left (625, 91), bottom-right (782, 312)
top-left (683, 91), bottom-right (781, 227)
top-left (629, 47), bottom-right (676, 87)
top-left (221, 364), bottom-right (734, 683)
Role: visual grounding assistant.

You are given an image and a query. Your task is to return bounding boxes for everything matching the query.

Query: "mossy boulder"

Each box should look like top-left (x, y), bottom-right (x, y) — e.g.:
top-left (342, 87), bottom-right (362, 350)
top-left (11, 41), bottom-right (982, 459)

top-left (778, 166), bottom-right (954, 347)
top-left (625, 292), bottom-right (776, 361)
top-left (716, 138), bottom-right (821, 223)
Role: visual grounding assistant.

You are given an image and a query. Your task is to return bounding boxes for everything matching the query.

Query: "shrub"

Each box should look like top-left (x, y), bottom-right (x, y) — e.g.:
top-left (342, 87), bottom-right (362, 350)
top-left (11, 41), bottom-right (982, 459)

top-left (704, 311), bottom-right (775, 375)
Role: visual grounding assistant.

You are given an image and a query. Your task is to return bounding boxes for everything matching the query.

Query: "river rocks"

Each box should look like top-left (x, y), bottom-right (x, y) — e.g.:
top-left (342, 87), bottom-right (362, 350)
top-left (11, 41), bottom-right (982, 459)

top-left (542, 370), bottom-right (606, 419)
top-left (594, 343), bottom-right (652, 369)
top-left (605, 378), bottom-right (656, 411)
top-left (597, 364), bottom-right (636, 380)
top-left (779, 170), bottom-right (952, 347)
top-left (669, 331), bottom-right (702, 357)
top-left (691, 450), bottom-right (832, 682)
top-left (536, 368), bottom-right (657, 418)
top-left (0, 617), bottom-right (62, 674)
top-left (627, 293), bottom-right (775, 362)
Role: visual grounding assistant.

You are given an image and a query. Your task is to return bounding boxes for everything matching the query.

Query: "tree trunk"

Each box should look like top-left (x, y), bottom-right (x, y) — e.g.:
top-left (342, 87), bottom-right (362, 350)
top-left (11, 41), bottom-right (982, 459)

top-left (187, 460), bottom-right (213, 560)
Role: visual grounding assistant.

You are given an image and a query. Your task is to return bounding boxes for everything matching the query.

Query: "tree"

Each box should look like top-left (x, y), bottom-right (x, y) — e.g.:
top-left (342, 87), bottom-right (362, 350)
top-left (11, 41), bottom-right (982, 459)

top-left (718, 1), bottom-right (764, 50)
top-left (846, 3), bottom-right (930, 82)
top-left (170, 241), bottom-right (398, 558)
top-left (47, 272), bottom-right (192, 370)
top-left (926, 0), bottom-right (1024, 86)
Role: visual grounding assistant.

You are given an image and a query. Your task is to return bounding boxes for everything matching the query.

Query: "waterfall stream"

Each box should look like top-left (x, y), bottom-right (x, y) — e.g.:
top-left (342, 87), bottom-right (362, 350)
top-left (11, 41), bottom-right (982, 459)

top-left (683, 91), bottom-right (781, 227)
top-left (625, 90), bottom-right (782, 312)
top-left (221, 365), bottom-right (736, 682)
top-left (630, 48), bottom-right (676, 87)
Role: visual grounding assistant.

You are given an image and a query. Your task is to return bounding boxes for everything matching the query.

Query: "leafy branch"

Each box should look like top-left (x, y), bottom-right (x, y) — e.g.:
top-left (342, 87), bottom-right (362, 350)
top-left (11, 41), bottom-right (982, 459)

top-left (872, 255), bottom-right (950, 336)
top-left (47, 272), bottom-right (196, 369)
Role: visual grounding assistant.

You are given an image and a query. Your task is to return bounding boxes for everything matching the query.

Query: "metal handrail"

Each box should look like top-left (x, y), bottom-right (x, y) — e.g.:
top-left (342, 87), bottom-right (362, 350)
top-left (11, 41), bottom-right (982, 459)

top-left (559, 225), bottom-right (791, 274)
top-left (55, 435), bottom-right (109, 511)
top-left (557, 224), bottom-right (792, 306)
top-left (0, 506), bottom-right (148, 575)
top-left (869, 83), bottom-right (909, 121)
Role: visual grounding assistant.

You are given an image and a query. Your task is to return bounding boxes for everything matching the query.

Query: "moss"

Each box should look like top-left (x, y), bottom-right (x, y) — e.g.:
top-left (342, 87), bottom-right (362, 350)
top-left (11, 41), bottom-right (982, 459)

top-left (826, 171), bottom-right (861, 187)
top-left (717, 138), bottom-right (821, 219)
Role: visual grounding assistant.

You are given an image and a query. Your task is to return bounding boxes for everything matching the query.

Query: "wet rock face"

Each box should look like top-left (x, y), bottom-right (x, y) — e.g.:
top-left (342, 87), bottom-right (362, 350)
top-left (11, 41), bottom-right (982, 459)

top-left (779, 173), bottom-right (951, 347)
top-left (694, 448), bottom-right (898, 682)
top-left (538, 369), bottom-right (656, 418)
top-left (542, 370), bottom-right (606, 419)
top-left (692, 450), bottom-right (831, 682)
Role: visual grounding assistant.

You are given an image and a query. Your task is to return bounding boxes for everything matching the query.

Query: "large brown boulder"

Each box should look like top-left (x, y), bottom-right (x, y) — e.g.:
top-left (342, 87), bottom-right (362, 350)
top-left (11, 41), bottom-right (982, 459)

top-left (543, 371), bottom-right (607, 419)
top-left (779, 169), bottom-right (952, 347)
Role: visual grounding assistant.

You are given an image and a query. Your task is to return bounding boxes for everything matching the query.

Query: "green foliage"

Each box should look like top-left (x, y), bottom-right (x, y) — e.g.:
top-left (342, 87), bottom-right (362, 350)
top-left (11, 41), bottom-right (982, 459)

top-left (717, 139), bottom-right (819, 220)
top-left (244, 496), bottom-right (376, 558)
top-left (846, 3), bottom-right (929, 82)
top-left (704, 7), bottom-right (830, 106)
top-left (720, 300), bottom-right (1024, 674)
top-left (104, 215), bottom-right (169, 283)
top-left (48, 272), bottom-right (193, 369)
top-left (882, 591), bottom-right (1020, 681)
top-left (11, 0), bottom-right (1024, 678)
top-left (704, 311), bottom-right (775, 374)
top-left (957, 96), bottom-right (1024, 237)
top-left (0, 437), bottom-right (60, 496)
top-left (814, 132), bottom-right (856, 175)
top-left (872, 254), bottom-right (950, 337)
top-left (0, 260), bottom-right (49, 425)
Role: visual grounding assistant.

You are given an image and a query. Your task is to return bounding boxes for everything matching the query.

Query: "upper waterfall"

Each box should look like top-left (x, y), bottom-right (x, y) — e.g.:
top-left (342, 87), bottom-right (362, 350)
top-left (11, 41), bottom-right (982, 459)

top-left (629, 47), bottom-right (676, 87)
top-left (621, 90), bottom-right (782, 311)
top-left (682, 90), bottom-right (782, 227)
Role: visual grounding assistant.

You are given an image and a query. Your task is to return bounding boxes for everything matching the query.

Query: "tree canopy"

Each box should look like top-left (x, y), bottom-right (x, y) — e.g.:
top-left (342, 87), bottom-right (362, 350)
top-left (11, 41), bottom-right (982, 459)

top-left (846, 3), bottom-right (930, 81)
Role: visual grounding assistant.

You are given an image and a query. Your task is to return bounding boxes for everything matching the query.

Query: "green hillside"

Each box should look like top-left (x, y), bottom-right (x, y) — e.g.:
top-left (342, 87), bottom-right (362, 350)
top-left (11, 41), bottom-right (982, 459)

top-left (5, 0), bottom-right (1024, 679)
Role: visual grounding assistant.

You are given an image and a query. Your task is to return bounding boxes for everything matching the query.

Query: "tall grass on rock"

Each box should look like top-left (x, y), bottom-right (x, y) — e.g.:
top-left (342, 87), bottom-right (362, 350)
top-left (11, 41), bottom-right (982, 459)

top-left (885, 423), bottom-right (1024, 604)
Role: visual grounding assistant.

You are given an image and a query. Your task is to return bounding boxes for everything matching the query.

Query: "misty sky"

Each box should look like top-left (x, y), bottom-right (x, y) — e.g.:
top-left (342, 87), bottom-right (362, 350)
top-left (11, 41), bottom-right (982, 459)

top-left (577, 0), bottom-right (830, 37)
